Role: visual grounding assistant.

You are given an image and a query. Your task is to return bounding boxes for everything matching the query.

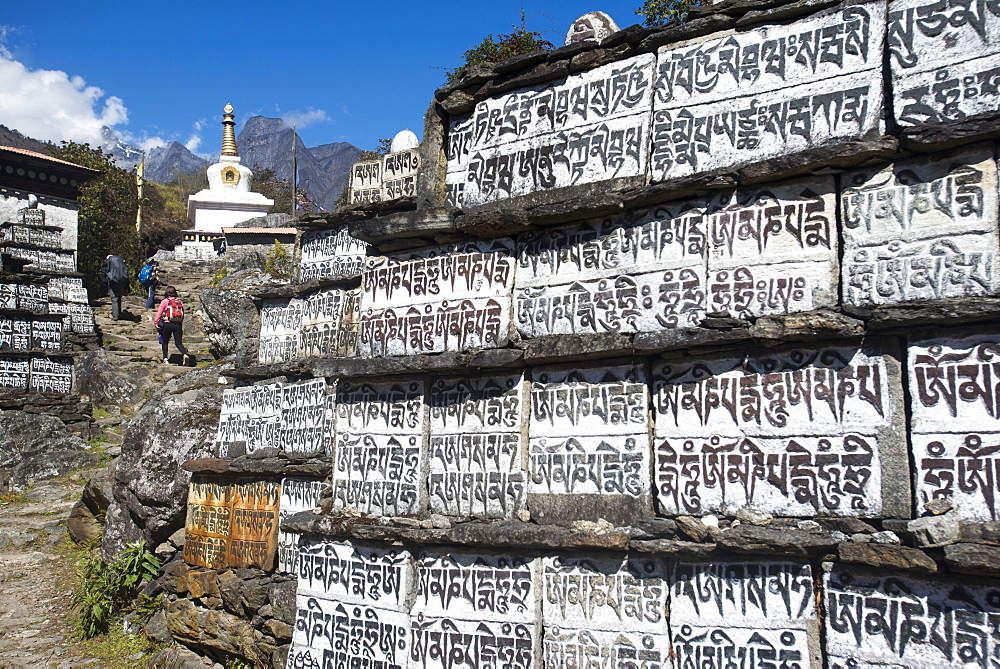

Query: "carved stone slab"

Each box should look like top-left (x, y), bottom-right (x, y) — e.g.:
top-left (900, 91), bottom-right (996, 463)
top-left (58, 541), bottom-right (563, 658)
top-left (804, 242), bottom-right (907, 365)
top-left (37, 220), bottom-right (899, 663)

top-left (299, 226), bottom-right (368, 281)
top-left (28, 356), bottom-right (71, 393)
top-left (296, 538), bottom-right (411, 610)
top-left (47, 302), bottom-right (95, 334)
top-left (411, 551), bottom-right (537, 667)
top-left (825, 564), bottom-right (1000, 666)
top-left (215, 379), bottom-right (333, 458)
top-left (890, 0), bottom-right (1000, 127)
top-left (0, 357), bottom-right (29, 391)
top-left (541, 555), bottom-right (672, 664)
top-left (358, 241), bottom-right (515, 357)
top-left (258, 288), bottom-right (360, 364)
top-left (451, 53), bottom-right (656, 206)
top-left (652, 1), bottom-right (885, 180)
top-left (842, 145), bottom-right (1000, 306)
top-left (670, 559), bottom-right (819, 667)
top-left (428, 375), bottom-right (526, 518)
top-left (333, 379), bottom-right (425, 516)
top-left (277, 477), bottom-right (325, 574)
top-left (909, 332), bottom-right (1000, 521)
top-left (529, 365), bottom-right (650, 523)
top-left (183, 478), bottom-right (280, 571)
top-left (653, 342), bottom-right (908, 517)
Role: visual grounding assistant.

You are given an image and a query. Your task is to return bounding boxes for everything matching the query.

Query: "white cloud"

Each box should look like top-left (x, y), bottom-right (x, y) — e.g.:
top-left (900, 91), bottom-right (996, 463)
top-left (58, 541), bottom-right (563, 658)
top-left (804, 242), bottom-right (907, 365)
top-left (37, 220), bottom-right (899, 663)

top-left (0, 52), bottom-right (128, 145)
top-left (139, 136), bottom-right (168, 152)
top-left (280, 108), bottom-right (330, 129)
top-left (184, 133), bottom-right (202, 153)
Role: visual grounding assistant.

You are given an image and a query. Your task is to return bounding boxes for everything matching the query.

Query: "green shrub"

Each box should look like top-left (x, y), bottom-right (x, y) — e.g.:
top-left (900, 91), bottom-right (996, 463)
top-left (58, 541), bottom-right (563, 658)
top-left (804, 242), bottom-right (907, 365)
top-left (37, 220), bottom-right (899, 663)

top-left (265, 240), bottom-right (292, 279)
top-left (72, 540), bottom-right (160, 638)
top-left (636, 0), bottom-right (711, 25)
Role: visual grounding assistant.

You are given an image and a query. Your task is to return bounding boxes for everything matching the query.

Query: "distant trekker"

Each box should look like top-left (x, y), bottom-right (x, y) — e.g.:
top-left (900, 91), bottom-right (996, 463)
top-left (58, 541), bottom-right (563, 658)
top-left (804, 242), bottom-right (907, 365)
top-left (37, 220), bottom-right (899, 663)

top-left (154, 286), bottom-right (190, 365)
top-left (139, 258), bottom-right (160, 309)
top-left (100, 254), bottom-right (129, 321)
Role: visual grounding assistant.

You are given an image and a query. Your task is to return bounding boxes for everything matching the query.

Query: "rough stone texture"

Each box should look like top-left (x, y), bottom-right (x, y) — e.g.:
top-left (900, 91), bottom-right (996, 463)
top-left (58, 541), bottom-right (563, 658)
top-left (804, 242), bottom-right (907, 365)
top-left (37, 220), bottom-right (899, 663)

top-left (199, 269), bottom-right (272, 359)
top-left (718, 525), bottom-right (839, 557)
top-left (165, 596), bottom-right (268, 663)
top-left (148, 646), bottom-right (216, 668)
top-left (943, 543), bottom-right (1000, 577)
top-left (907, 511), bottom-right (962, 548)
top-left (101, 362), bottom-right (232, 561)
top-left (73, 348), bottom-right (154, 412)
top-left (0, 409), bottom-right (98, 492)
top-left (67, 464), bottom-right (115, 544)
top-left (838, 542), bottom-right (938, 573)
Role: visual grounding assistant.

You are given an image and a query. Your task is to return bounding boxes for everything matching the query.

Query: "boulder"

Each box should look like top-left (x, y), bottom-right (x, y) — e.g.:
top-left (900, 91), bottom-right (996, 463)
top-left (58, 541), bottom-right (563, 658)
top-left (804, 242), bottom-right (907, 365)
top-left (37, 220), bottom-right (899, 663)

top-left (199, 270), bottom-right (274, 358)
top-left (165, 597), bottom-right (267, 663)
top-left (101, 362), bottom-right (232, 562)
top-left (0, 409), bottom-right (99, 492)
top-left (74, 348), bottom-right (154, 413)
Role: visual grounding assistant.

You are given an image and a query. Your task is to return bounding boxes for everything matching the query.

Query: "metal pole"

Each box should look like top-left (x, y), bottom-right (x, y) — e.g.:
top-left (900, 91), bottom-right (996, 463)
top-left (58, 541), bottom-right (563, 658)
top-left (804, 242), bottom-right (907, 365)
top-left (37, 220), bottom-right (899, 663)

top-left (291, 124), bottom-right (297, 214)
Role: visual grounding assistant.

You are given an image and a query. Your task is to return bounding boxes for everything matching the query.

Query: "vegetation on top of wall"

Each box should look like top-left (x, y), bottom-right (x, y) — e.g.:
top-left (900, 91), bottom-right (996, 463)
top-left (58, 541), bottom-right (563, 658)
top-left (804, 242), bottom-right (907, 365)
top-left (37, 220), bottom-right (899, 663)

top-left (636, 0), bottom-right (712, 25)
top-left (445, 10), bottom-right (555, 83)
top-left (265, 240), bottom-right (293, 279)
top-left (50, 142), bottom-right (142, 294)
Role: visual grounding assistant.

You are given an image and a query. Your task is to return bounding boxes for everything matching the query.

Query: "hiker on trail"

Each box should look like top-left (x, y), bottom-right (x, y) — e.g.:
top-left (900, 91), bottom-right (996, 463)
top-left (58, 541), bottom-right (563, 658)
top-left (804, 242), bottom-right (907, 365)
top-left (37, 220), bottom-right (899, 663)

top-left (154, 286), bottom-right (190, 365)
top-left (139, 259), bottom-right (160, 309)
top-left (100, 254), bottom-right (129, 321)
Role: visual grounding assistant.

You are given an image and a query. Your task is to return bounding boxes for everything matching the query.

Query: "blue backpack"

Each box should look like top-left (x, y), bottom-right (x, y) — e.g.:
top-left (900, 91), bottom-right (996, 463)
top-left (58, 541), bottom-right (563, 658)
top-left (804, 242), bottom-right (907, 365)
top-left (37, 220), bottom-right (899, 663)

top-left (138, 264), bottom-right (155, 285)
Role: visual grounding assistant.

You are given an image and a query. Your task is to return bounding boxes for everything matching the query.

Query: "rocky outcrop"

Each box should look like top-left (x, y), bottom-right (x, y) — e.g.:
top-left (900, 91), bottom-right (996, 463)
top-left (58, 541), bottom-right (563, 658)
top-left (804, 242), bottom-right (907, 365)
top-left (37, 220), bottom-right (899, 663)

top-left (74, 348), bottom-right (154, 413)
top-left (101, 363), bottom-right (232, 561)
top-left (0, 410), bottom-right (99, 492)
top-left (198, 269), bottom-right (278, 358)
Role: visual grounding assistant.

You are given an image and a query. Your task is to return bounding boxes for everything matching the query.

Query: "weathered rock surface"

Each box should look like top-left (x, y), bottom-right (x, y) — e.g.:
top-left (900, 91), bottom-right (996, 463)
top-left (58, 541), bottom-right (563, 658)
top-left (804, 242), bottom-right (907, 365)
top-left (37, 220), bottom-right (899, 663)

top-left (943, 543), bottom-right (1000, 577)
top-left (199, 269), bottom-right (275, 358)
top-left (73, 348), bottom-right (154, 412)
top-left (838, 542), bottom-right (938, 573)
top-left (101, 362), bottom-right (232, 561)
top-left (0, 410), bottom-right (99, 492)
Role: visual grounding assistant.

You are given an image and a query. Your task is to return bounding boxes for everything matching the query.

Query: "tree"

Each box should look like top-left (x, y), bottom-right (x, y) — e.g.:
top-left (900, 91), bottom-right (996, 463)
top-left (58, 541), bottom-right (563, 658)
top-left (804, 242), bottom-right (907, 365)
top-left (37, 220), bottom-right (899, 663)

top-left (49, 142), bottom-right (141, 294)
top-left (446, 10), bottom-right (554, 82)
top-left (636, 0), bottom-right (711, 25)
top-left (250, 167), bottom-right (318, 216)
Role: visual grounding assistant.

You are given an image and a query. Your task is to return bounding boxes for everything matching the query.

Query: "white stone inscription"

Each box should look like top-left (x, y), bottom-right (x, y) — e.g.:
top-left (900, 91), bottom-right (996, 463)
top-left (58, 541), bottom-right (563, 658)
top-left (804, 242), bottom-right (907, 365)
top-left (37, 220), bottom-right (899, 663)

top-left (825, 565), bottom-right (1000, 667)
top-left (530, 365), bottom-right (649, 499)
top-left (215, 378), bottom-right (334, 458)
top-left (428, 375), bottom-right (526, 518)
top-left (277, 477), bottom-right (325, 574)
top-left (653, 346), bottom-right (894, 516)
top-left (333, 380), bottom-right (425, 516)
top-left (258, 288), bottom-right (360, 364)
top-left (299, 226), bottom-right (368, 281)
top-left (842, 146), bottom-right (1000, 306)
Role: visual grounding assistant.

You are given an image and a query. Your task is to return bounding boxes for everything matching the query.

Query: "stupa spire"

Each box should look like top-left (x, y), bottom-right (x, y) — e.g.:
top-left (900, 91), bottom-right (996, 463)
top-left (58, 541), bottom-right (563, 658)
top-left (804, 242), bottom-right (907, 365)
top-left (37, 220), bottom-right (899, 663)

top-left (221, 103), bottom-right (238, 157)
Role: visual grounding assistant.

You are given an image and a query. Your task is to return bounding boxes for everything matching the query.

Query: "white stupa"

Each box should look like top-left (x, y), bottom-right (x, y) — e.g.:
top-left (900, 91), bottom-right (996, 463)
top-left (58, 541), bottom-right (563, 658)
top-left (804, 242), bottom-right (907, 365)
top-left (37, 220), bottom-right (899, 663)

top-left (186, 104), bottom-right (273, 233)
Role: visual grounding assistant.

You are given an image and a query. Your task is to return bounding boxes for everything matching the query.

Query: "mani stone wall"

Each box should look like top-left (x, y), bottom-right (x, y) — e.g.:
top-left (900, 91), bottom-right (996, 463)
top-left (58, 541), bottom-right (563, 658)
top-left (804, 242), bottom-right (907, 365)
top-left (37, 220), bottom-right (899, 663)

top-left (163, 1), bottom-right (1000, 667)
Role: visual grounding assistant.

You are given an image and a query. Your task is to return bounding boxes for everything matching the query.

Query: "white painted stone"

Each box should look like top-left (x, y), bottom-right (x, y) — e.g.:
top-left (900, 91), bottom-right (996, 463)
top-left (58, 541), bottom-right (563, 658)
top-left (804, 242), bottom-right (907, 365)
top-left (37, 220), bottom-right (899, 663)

top-left (0, 187), bottom-right (79, 253)
top-left (295, 538), bottom-right (411, 609)
top-left (913, 432), bottom-right (1000, 523)
top-left (411, 616), bottom-right (536, 667)
top-left (656, 2), bottom-right (884, 107)
top-left (895, 52), bottom-right (1000, 127)
top-left (541, 555), bottom-right (668, 633)
top-left (414, 552), bottom-right (534, 621)
top-left (708, 260), bottom-right (835, 319)
top-left (531, 365), bottom-right (648, 438)
top-left (464, 113), bottom-right (649, 205)
top-left (565, 11), bottom-right (619, 45)
top-left (288, 596), bottom-right (410, 666)
top-left (706, 177), bottom-right (838, 269)
top-left (215, 378), bottom-right (332, 458)
top-left (299, 226), bottom-right (368, 281)
top-left (516, 266), bottom-right (706, 337)
top-left (671, 560), bottom-right (814, 628)
top-left (529, 434), bottom-right (648, 497)
top-left (653, 347), bottom-right (894, 438)
top-left (258, 288), bottom-right (361, 364)
top-left (277, 478), bottom-right (325, 574)
top-left (889, 0), bottom-right (1000, 77)
top-left (542, 627), bottom-right (672, 666)
top-left (909, 333), bottom-right (1000, 432)
top-left (672, 625), bottom-right (813, 667)
top-left (824, 565), bottom-right (1000, 667)
top-left (427, 375), bottom-right (526, 518)
top-left (651, 75), bottom-right (884, 181)
top-left (656, 433), bottom-right (884, 516)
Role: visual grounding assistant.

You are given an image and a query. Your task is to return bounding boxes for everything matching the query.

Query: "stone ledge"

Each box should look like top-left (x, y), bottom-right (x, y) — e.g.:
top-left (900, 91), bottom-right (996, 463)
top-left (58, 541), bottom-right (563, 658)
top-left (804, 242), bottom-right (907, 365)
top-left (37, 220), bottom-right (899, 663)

top-left (250, 276), bottom-right (360, 301)
top-left (182, 449), bottom-right (330, 478)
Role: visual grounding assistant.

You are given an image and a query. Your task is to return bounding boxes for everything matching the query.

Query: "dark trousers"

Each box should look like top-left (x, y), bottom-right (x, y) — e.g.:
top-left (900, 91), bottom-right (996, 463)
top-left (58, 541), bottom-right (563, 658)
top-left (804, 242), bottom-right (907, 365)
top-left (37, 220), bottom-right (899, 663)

top-left (160, 322), bottom-right (187, 359)
top-left (145, 283), bottom-right (158, 309)
top-left (108, 281), bottom-right (128, 320)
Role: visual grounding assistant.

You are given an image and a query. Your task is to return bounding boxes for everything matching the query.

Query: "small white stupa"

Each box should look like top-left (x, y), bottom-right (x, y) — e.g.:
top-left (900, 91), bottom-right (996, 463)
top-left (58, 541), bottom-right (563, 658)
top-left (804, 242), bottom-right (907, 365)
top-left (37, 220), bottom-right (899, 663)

top-left (186, 104), bottom-right (273, 234)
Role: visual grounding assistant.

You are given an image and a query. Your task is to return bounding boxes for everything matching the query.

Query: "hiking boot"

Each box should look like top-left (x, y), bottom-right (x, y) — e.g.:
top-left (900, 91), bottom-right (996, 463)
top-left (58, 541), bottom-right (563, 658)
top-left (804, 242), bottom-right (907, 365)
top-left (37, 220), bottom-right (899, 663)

top-left (162, 357), bottom-right (169, 364)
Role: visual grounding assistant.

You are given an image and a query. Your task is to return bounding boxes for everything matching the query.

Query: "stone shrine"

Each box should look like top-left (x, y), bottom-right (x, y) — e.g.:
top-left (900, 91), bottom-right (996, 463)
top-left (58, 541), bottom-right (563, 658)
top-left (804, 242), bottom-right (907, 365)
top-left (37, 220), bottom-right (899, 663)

top-left (142, 2), bottom-right (1000, 666)
top-left (179, 104), bottom-right (273, 259)
top-left (0, 147), bottom-right (99, 403)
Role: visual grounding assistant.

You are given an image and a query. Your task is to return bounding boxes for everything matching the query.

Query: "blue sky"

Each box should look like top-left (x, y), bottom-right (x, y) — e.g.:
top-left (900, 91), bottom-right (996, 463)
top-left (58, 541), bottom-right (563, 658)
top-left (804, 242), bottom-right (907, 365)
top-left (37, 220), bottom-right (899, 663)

top-left (0, 1), bottom-right (646, 157)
